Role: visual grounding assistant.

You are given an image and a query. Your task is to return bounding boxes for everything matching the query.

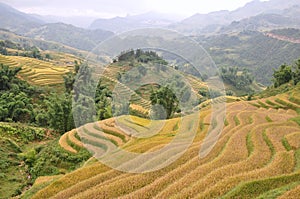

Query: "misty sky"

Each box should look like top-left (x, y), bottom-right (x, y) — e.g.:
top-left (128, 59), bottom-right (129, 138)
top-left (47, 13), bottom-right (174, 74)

top-left (1, 0), bottom-right (268, 18)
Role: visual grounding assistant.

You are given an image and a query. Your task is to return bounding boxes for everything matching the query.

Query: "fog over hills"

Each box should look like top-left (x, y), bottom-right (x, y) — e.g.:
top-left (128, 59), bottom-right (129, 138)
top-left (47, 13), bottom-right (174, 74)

top-left (170, 0), bottom-right (300, 34)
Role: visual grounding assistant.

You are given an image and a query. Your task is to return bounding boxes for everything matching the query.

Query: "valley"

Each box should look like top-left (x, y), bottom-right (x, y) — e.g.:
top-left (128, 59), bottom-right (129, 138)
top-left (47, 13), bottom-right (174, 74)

top-left (0, 0), bottom-right (300, 198)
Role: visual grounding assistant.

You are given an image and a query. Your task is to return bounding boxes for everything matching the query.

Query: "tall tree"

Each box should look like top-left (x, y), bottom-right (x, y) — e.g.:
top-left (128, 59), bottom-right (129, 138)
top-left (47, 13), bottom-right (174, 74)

top-left (150, 86), bottom-right (179, 119)
top-left (45, 94), bottom-right (74, 133)
top-left (0, 64), bottom-right (21, 91)
top-left (272, 64), bottom-right (293, 87)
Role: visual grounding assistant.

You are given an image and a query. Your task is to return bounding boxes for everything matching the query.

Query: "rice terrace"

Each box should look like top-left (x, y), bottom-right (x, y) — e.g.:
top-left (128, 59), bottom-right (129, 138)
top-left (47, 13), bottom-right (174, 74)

top-left (1, 0), bottom-right (300, 198)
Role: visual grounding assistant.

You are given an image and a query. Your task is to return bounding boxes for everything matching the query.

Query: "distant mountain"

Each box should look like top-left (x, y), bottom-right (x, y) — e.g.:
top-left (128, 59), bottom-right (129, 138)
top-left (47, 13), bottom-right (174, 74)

top-left (0, 2), bottom-right (44, 34)
top-left (0, 28), bottom-right (85, 56)
top-left (220, 6), bottom-right (300, 33)
top-left (0, 3), bottom-right (114, 51)
top-left (171, 0), bottom-right (300, 34)
top-left (31, 14), bottom-right (97, 28)
top-left (89, 12), bottom-right (182, 33)
top-left (196, 29), bottom-right (300, 85)
top-left (24, 23), bottom-right (114, 51)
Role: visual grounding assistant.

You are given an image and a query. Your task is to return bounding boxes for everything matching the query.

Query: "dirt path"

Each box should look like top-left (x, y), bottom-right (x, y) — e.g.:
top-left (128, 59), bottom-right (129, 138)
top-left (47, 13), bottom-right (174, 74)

top-left (264, 32), bottom-right (300, 44)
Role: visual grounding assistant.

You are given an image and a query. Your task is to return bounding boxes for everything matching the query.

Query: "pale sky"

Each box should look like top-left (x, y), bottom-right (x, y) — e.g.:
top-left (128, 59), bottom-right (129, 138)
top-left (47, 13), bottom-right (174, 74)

top-left (0, 0), bottom-right (268, 18)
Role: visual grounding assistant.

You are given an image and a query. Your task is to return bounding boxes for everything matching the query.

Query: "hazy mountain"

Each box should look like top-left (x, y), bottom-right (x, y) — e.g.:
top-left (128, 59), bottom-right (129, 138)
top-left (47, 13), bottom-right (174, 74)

top-left (0, 3), bottom-right (113, 51)
top-left (220, 5), bottom-right (300, 33)
top-left (171, 0), bottom-right (300, 34)
top-left (89, 12), bottom-right (182, 33)
top-left (0, 28), bottom-right (85, 56)
top-left (0, 2), bottom-right (44, 34)
top-left (31, 14), bottom-right (98, 28)
top-left (24, 23), bottom-right (114, 51)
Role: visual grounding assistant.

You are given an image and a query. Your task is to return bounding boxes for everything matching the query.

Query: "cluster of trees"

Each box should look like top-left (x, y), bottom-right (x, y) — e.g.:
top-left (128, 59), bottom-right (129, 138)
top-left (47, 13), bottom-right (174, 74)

top-left (0, 64), bottom-right (36, 123)
top-left (0, 61), bottom-right (113, 134)
top-left (0, 40), bottom-right (49, 60)
top-left (220, 66), bottom-right (254, 90)
top-left (272, 59), bottom-right (300, 87)
top-left (117, 49), bottom-right (168, 65)
top-left (63, 62), bottom-right (113, 127)
top-left (150, 86), bottom-right (180, 119)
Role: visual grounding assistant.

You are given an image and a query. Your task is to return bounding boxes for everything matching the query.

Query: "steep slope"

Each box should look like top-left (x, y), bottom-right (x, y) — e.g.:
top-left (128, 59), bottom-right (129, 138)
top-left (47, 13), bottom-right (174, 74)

top-left (171, 0), bottom-right (300, 34)
top-left (25, 23), bottom-right (114, 51)
top-left (197, 30), bottom-right (300, 85)
top-left (27, 85), bottom-right (300, 198)
top-left (0, 2), bottom-right (44, 34)
top-left (221, 6), bottom-right (300, 33)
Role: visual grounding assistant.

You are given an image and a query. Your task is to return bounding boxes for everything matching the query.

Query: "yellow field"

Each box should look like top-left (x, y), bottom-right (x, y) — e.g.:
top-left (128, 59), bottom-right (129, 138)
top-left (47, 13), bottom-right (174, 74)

top-left (0, 54), bottom-right (72, 86)
top-left (23, 77), bottom-right (300, 199)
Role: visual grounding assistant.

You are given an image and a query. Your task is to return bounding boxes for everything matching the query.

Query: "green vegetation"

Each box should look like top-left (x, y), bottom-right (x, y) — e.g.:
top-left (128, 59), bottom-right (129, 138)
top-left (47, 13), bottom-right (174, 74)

top-left (117, 49), bottom-right (168, 65)
top-left (199, 30), bottom-right (300, 85)
top-left (272, 59), bottom-right (300, 87)
top-left (1, 29), bottom-right (300, 198)
top-left (220, 66), bottom-right (254, 92)
top-left (150, 86), bottom-right (179, 119)
top-left (0, 123), bottom-right (49, 198)
top-left (0, 40), bottom-right (43, 59)
top-left (26, 138), bottom-right (90, 180)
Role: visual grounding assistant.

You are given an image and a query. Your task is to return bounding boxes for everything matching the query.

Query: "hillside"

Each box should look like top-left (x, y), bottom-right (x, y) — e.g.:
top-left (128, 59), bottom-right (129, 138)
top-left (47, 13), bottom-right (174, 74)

top-left (0, 2), bottom-right (43, 34)
top-left (89, 12), bottom-right (180, 33)
top-left (170, 0), bottom-right (300, 34)
top-left (197, 30), bottom-right (300, 85)
top-left (0, 29), bottom-right (88, 57)
top-left (25, 23), bottom-right (113, 51)
top-left (0, 3), bottom-right (113, 51)
top-left (220, 7), bottom-right (300, 33)
top-left (25, 84), bottom-right (300, 198)
top-left (1, 1), bottom-right (300, 198)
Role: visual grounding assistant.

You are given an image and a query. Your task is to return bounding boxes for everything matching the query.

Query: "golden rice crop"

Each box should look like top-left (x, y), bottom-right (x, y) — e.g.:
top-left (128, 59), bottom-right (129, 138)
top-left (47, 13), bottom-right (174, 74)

top-left (130, 104), bottom-right (149, 115)
top-left (33, 175), bottom-right (63, 186)
top-left (154, 111), bottom-right (263, 198)
top-left (31, 163), bottom-right (108, 199)
top-left (68, 130), bottom-right (83, 148)
top-left (285, 132), bottom-right (300, 149)
top-left (31, 94), bottom-right (300, 199)
top-left (59, 132), bottom-right (77, 153)
top-left (198, 151), bottom-right (295, 198)
top-left (192, 122), bottom-right (297, 198)
top-left (166, 113), bottom-right (281, 198)
top-left (278, 183), bottom-right (300, 199)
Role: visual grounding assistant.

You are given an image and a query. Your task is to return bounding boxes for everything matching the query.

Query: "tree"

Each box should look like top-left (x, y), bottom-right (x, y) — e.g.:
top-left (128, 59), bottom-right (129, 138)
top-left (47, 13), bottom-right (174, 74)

top-left (45, 93), bottom-right (74, 133)
top-left (293, 59), bottom-right (300, 85)
top-left (63, 72), bottom-right (75, 93)
top-left (0, 92), bottom-right (33, 123)
top-left (220, 66), bottom-right (253, 90)
top-left (0, 64), bottom-right (22, 91)
top-left (150, 86), bottom-right (179, 119)
top-left (72, 62), bottom-right (96, 126)
top-left (272, 64), bottom-right (293, 88)
top-left (95, 81), bottom-right (112, 120)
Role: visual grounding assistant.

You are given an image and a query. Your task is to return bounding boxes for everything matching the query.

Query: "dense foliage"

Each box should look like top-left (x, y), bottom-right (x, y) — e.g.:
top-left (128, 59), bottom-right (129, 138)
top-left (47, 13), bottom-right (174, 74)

top-left (0, 39), bottom-right (46, 59)
top-left (0, 123), bottom-right (48, 197)
top-left (0, 64), bottom-right (37, 123)
top-left (117, 49), bottom-right (168, 65)
top-left (272, 59), bottom-right (300, 87)
top-left (198, 30), bottom-right (300, 85)
top-left (220, 66), bottom-right (254, 91)
top-left (150, 86), bottom-right (179, 119)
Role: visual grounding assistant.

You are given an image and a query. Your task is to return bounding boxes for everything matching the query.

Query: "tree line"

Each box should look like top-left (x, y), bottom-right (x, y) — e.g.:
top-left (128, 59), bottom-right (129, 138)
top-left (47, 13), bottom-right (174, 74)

top-left (0, 61), bottom-right (113, 134)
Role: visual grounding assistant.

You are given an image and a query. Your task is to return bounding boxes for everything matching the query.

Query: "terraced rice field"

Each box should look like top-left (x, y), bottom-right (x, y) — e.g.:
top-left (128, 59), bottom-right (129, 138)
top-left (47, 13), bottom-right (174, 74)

top-left (26, 87), bottom-right (300, 198)
top-left (98, 65), bottom-right (152, 116)
top-left (0, 55), bottom-right (71, 86)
